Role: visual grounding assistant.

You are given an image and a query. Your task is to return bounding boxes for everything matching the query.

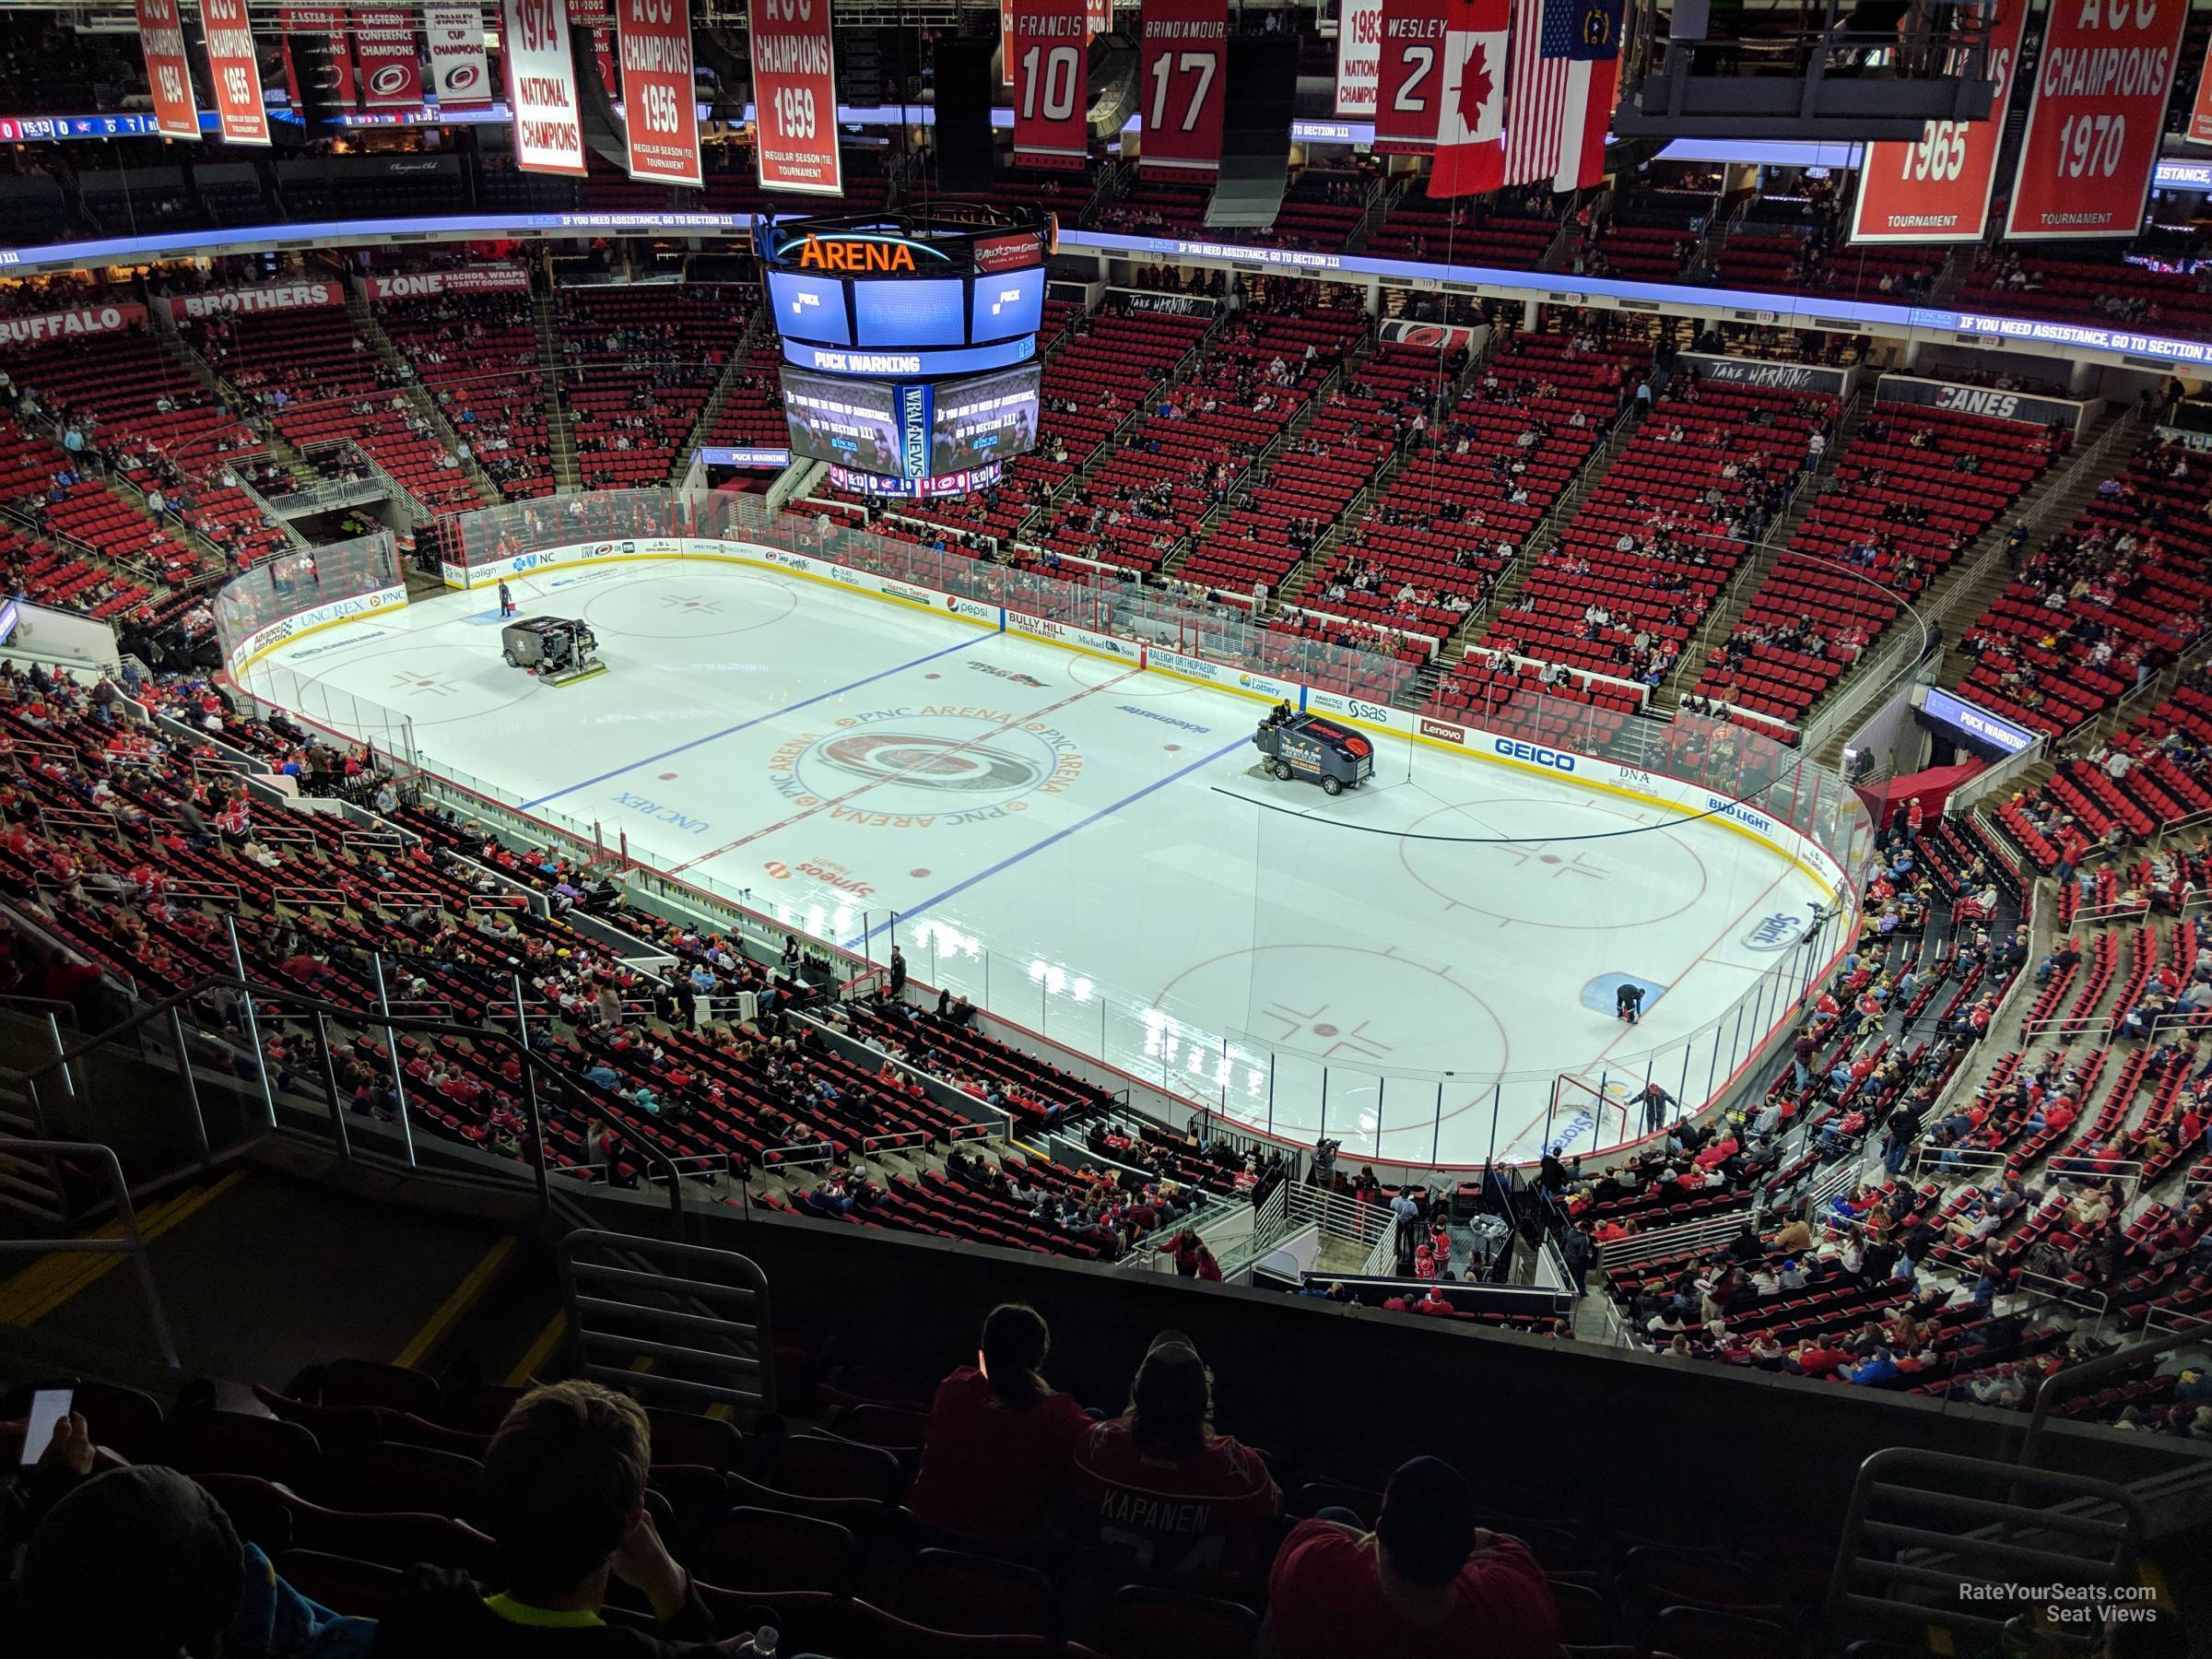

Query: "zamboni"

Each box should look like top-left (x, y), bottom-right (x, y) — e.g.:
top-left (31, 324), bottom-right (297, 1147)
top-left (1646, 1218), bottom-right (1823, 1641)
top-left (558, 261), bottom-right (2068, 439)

top-left (1253, 706), bottom-right (1373, 796)
top-left (501, 617), bottom-right (606, 687)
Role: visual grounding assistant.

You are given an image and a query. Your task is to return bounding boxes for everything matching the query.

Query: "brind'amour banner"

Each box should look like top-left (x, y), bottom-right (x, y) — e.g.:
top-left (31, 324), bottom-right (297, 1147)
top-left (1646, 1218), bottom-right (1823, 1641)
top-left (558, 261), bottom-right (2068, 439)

top-left (2004, 0), bottom-right (2188, 241)
top-left (1137, 0), bottom-right (1227, 173)
top-left (199, 0), bottom-right (270, 144)
top-left (500, 0), bottom-right (587, 174)
top-left (748, 0), bottom-right (842, 195)
top-left (135, 0), bottom-right (201, 139)
top-left (424, 3), bottom-right (493, 107)
top-left (1011, 0), bottom-right (1091, 168)
top-left (1335, 0), bottom-right (1383, 114)
top-left (1850, 0), bottom-right (2027, 243)
top-left (617, 0), bottom-right (701, 185)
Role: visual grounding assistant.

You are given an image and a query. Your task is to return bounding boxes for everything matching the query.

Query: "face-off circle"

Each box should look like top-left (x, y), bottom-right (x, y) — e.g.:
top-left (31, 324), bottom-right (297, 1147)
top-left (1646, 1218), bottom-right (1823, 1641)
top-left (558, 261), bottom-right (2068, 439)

top-left (1398, 797), bottom-right (1708, 928)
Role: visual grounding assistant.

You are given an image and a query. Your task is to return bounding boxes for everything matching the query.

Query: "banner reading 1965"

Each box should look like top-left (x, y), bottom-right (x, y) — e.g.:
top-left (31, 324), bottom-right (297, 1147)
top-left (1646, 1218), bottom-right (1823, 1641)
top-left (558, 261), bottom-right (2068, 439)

top-left (1850, 0), bottom-right (2027, 243)
top-left (748, 0), bottom-right (842, 195)
top-left (2005, 0), bottom-right (2188, 241)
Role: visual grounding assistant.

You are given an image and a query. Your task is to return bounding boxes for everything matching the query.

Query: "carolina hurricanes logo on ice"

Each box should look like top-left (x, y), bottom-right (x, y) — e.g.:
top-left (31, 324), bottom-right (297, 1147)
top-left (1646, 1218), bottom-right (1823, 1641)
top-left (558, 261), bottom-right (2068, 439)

top-left (815, 731), bottom-right (1046, 794)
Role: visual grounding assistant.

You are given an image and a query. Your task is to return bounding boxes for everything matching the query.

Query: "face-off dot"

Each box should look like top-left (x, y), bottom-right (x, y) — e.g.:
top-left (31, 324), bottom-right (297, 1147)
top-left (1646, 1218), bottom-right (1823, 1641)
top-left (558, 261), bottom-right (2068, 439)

top-left (659, 772), bottom-right (678, 781)
top-left (910, 867), bottom-right (932, 877)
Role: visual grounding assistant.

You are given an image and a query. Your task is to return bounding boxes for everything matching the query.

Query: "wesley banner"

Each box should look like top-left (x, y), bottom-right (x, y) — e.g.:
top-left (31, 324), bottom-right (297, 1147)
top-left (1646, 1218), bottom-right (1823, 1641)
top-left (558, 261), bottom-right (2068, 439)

top-left (199, 0), bottom-right (270, 144)
top-left (617, 0), bottom-right (701, 184)
top-left (748, 0), bottom-right (842, 194)
top-left (425, 4), bottom-right (494, 107)
top-left (2004, 0), bottom-right (2186, 241)
top-left (1851, 0), bottom-right (2027, 243)
top-left (1373, 0), bottom-right (1450, 154)
top-left (1335, 0), bottom-right (1383, 114)
top-left (352, 8), bottom-right (423, 108)
top-left (1011, 0), bottom-right (1091, 168)
top-left (1137, 0), bottom-right (1227, 173)
top-left (500, 0), bottom-right (587, 174)
top-left (135, 0), bottom-right (201, 139)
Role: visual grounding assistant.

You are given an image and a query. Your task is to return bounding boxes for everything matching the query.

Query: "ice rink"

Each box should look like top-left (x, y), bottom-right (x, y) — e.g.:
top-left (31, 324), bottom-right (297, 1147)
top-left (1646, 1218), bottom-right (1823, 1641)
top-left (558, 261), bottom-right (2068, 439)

top-left (245, 559), bottom-right (1834, 1164)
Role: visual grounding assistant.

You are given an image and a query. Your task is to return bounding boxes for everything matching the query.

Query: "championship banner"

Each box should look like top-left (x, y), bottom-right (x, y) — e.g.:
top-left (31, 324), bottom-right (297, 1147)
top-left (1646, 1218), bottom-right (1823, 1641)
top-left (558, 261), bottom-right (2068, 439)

top-left (748, 0), bottom-right (842, 195)
top-left (425, 4), bottom-right (494, 107)
top-left (1373, 0), bottom-right (1451, 153)
top-left (616, 0), bottom-right (701, 184)
top-left (500, 0), bottom-right (587, 174)
top-left (199, 0), bottom-right (271, 145)
top-left (1137, 0), bottom-right (1226, 173)
top-left (2004, 0), bottom-right (2187, 241)
top-left (1011, 0), bottom-right (1090, 169)
top-left (0, 304), bottom-right (148, 347)
top-left (352, 8), bottom-right (423, 108)
top-left (2188, 49), bottom-right (2212, 143)
top-left (280, 7), bottom-right (357, 110)
top-left (1335, 0), bottom-right (1383, 115)
top-left (135, 0), bottom-right (201, 139)
top-left (366, 265), bottom-right (532, 300)
top-left (1851, 0), bottom-right (2027, 243)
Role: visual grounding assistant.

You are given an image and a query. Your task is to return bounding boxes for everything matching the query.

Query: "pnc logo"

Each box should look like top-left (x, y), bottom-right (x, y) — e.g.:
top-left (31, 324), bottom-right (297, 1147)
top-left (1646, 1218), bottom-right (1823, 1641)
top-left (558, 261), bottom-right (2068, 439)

top-left (793, 235), bottom-right (919, 274)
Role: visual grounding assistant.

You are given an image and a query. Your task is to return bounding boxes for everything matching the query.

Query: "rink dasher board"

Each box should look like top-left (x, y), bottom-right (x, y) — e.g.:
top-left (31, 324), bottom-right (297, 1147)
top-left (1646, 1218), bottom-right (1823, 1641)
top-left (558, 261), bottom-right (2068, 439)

top-left (288, 536), bottom-right (1852, 897)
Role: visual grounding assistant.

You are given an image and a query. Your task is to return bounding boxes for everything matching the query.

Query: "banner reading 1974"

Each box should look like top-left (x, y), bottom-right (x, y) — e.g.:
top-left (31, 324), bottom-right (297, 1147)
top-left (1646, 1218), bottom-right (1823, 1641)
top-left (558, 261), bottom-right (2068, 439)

top-left (748, 0), bottom-right (842, 195)
top-left (500, 0), bottom-right (586, 175)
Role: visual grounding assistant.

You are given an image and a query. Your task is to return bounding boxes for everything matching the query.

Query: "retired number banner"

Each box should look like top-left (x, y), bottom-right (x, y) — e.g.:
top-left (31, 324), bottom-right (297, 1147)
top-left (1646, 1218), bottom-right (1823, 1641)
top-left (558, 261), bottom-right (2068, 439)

top-left (199, 0), bottom-right (270, 144)
top-left (617, 0), bottom-right (700, 183)
top-left (1138, 0), bottom-right (1226, 173)
top-left (1374, 0), bottom-right (1452, 153)
top-left (352, 8), bottom-right (423, 108)
top-left (2004, 0), bottom-right (2188, 241)
top-left (1011, 0), bottom-right (1090, 168)
top-left (136, 0), bottom-right (201, 138)
top-left (425, 4), bottom-right (493, 107)
top-left (500, 0), bottom-right (586, 174)
top-left (1851, 0), bottom-right (2028, 243)
top-left (749, 0), bottom-right (841, 194)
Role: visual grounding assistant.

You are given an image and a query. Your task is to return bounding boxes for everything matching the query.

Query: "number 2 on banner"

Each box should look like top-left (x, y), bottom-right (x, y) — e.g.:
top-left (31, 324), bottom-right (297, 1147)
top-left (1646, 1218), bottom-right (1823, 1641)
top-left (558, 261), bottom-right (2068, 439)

top-left (1147, 49), bottom-right (1216, 133)
top-left (2056, 112), bottom-right (2125, 179)
top-left (1020, 42), bottom-right (1081, 121)
top-left (1391, 42), bottom-right (1434, 112)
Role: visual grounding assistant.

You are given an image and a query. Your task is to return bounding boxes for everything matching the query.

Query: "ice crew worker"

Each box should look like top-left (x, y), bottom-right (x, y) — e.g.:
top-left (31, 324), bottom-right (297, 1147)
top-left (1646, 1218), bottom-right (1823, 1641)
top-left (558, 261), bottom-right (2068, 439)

top-left (499, 581), bottom-right (516, 618)
top-left (1269, 700), bottom-right (1294, 727)
top-left (1616, 982), bottom-right (1646, 1025)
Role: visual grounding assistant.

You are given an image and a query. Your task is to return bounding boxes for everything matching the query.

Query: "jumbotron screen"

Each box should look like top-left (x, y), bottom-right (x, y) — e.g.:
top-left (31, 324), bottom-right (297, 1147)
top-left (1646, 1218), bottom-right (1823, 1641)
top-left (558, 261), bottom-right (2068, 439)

top-left (782, 361), bottom-right (1042, 481)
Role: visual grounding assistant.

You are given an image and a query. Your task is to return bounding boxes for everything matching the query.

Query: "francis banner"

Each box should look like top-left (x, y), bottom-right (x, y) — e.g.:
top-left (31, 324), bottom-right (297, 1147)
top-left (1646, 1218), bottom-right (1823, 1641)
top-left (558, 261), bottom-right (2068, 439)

top-left (1011, 0), bottom-right (1091, 169)
top-left (1137, 0), bottom-right (1226, 174)
top-left (1851, 0), bottom-right (2028, 244)
top-left (2004, 0), bottom-right (2187, 241)
top-left (500, 0), bottom-right (587, 174)
top-left (748, 0), bottom-right (842, 194)
top-left (617, 0), bottom-right (702, 184)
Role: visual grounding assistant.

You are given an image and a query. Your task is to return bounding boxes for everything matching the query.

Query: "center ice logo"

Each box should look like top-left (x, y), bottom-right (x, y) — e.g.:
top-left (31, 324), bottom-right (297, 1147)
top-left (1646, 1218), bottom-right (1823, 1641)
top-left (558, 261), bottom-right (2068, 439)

top-left (816, 730), bottom-right (1046, 794)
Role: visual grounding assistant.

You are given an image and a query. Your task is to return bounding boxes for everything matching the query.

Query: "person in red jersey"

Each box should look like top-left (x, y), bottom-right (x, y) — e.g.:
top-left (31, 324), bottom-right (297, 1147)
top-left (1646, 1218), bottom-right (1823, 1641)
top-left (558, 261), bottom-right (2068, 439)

top-left (1264, 1455), bottom-right (1559, 1659)
top-left (1068, 1329), bottom-right (1280, 1576)
top-left (907, 1302), bottom-right (1089, 1546)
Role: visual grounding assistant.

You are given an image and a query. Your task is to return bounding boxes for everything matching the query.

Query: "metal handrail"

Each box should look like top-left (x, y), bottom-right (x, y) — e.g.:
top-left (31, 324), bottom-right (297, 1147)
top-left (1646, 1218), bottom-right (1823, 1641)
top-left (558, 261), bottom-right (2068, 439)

top-left (2018, 1317), bottom-right (2212, 1471)
top-left (0, 1139), bottom-right (178, 1367)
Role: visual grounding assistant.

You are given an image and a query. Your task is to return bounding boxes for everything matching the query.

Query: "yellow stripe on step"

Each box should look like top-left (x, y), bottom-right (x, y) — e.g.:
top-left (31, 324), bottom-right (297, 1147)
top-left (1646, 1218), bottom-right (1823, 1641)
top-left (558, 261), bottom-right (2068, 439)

top-left (393, 1235), bottom-right (519, 1371)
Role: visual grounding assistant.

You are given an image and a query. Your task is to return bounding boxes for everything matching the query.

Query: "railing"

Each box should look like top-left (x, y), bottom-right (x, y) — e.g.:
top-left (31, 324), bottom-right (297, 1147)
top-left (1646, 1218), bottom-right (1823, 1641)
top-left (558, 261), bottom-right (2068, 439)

top-left (0, 1139), bottom-right (178, 1367)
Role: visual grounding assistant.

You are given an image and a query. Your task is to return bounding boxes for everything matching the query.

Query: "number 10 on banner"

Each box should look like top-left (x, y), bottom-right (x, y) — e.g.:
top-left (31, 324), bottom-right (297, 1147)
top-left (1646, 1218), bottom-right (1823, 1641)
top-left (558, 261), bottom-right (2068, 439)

top-left (1019, 42), bottom-right (1081, 121)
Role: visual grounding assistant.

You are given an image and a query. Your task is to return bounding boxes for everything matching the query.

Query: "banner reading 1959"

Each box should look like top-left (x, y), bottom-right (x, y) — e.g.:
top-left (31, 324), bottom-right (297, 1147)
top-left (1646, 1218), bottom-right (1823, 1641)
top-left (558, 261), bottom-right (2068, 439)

top-left (617, 0), bottom-right (701, 185)
top-left (2004, 0), bottom-right (2188, 241)
top-left (1850, 0), bottom-right (2027, 243)
top-left (748, 0), bottom-right (842, 195)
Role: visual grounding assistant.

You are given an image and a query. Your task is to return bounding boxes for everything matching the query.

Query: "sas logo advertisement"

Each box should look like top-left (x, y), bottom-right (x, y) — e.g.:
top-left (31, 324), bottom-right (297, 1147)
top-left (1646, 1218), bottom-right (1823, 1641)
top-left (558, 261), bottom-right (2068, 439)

top-left (1493, 737), bottom-right (1576, 771)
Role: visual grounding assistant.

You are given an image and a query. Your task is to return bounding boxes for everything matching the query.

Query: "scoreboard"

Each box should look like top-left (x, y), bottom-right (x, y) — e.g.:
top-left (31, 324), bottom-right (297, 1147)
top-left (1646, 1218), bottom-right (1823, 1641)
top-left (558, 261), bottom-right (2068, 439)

top-left (756, 208), bottom-right (1054, 495)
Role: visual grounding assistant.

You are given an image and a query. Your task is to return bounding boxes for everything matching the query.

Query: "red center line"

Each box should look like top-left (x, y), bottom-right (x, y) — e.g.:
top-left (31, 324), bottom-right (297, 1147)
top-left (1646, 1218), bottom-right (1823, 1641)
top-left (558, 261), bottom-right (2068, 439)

top-left (666, 665), bottom-right (1146, 876)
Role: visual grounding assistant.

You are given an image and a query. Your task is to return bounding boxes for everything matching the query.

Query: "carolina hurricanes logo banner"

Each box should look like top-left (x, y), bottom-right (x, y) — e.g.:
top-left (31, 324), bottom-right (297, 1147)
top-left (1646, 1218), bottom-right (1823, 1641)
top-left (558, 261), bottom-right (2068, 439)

top-left (501, 0), bottom-right (586, 174)
top-left (1138, 0), bottom-right (1225, 173)
top-left (136, 0), bottom-right (201, 138)
top-left (617, 0), bottom-right (701, 184)
top-left (1852, 0), bottom-right (2028, 242)
top-left (352, 8), bottom-right (423, 109)
top-left (2005, 0), bottom-right (2187, 241)
top-left (749, 0), bottom-right (842, 194)
top-left (425, 4), bottom-right (493, 107)
top-left (1375, 0), bottom-right (1451, 154)
top-left (1427, 0), bottom-right (1506, 196)
top-left (199, 0), bottom-right (270, 144)
top-left (1011, 0), bottom-right (1091, 169)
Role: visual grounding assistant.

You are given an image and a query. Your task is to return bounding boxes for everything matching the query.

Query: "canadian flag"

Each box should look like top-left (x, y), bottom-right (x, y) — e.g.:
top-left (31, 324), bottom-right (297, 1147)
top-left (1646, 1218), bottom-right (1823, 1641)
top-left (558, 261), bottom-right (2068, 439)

top-left (1427, 0), bottom-right (1509, 198)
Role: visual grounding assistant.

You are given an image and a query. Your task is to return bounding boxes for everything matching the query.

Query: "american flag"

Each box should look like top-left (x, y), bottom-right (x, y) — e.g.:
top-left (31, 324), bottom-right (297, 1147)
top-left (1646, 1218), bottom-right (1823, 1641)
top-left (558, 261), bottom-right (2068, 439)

top-left (1501, 0), bottom-right (1621, 193)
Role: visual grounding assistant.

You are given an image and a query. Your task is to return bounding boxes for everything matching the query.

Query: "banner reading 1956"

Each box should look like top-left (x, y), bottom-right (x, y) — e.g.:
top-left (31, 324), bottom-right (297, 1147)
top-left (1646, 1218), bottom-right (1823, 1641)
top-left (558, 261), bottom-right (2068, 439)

top-left (748, 0), bottom-right (842, 195)
top-left (2005, 0), bottom-right (2188, 241)
top-left (617, 0), bottom-right (701, 185)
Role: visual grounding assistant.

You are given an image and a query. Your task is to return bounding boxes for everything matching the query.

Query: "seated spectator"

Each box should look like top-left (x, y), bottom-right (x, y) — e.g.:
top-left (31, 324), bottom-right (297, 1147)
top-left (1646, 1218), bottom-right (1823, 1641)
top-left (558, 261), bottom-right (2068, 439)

top-left (908, 1302), bottom-right (1090, 1545)
top-left (372, 1379), bottom-right (731, 1655)
top-left (1069, 1328), bottom-right (1281, 1575)
top-left (1264, 1455), bottom-right (1559, 1659)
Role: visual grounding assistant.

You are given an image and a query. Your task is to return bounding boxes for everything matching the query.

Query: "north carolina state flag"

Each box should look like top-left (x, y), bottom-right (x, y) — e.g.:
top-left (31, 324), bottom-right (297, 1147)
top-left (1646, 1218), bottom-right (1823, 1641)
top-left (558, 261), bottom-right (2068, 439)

top-left (1427, 0), bottom-right (1508, 197)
